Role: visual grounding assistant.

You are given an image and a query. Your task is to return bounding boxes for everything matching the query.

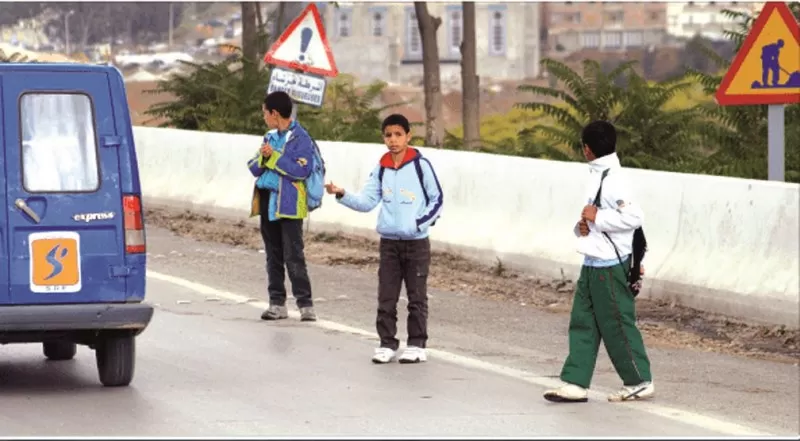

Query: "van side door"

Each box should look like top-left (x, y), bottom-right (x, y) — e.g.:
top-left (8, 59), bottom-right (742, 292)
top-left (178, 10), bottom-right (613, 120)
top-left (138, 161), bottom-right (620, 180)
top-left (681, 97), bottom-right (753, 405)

top-left (2, 71), bottom-right (128, 304)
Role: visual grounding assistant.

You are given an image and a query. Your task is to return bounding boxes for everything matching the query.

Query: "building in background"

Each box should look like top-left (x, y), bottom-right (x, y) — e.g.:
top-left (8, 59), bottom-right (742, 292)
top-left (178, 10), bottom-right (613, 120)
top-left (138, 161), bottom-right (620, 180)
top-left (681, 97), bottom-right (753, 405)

top-left (666, 2), bottom-right (764, 41)
top-left (541, 2), bottom-right (668, 54)
top-left (319, 2), bottom-right (541, 87)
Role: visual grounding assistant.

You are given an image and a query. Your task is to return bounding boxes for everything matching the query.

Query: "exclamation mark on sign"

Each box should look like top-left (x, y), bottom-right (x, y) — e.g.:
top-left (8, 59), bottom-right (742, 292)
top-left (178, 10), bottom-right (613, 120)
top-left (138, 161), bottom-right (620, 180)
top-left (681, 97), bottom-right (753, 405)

top-left (299, 28), bottom-right (313, 62)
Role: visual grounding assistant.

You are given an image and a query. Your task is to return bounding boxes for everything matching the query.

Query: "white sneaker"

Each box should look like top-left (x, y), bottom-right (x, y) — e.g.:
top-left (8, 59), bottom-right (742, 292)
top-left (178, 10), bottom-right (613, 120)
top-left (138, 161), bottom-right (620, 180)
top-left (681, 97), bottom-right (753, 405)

top-left (398, 346), bottom-right (427, 364)
top-left (607, 381), bottom-right (655, 402)
top-left (543, 383), bottom-right (589, 403)
top-left (371, 347), bottom-right (396, 364)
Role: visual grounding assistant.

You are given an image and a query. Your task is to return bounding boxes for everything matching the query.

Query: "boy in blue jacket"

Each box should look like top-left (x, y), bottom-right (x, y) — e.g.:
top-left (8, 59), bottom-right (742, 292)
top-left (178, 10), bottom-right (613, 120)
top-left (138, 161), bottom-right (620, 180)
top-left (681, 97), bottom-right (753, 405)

top-left (325, 114), bottom-right (444, 364)
top-left (248, 91), bottom-right (317, 322)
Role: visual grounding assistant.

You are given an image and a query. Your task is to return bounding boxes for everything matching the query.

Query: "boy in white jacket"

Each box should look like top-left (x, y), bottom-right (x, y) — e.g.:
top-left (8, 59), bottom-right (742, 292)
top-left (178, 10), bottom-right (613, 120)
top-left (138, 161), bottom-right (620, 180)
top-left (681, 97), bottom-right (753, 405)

top-left (544, 120), bottom-right (654, 403)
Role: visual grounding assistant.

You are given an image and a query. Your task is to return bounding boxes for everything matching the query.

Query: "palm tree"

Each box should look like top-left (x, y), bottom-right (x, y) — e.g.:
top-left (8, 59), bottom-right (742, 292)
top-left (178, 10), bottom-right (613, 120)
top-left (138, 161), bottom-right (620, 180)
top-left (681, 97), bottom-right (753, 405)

top-left (516, 58), bottom-right (711, 171)
top-left (614, 72), bottom-right (709, 172)
top-left (515, 58), bottom-right (634, 155)
top-left (144, 44), bottom-right (401, 141)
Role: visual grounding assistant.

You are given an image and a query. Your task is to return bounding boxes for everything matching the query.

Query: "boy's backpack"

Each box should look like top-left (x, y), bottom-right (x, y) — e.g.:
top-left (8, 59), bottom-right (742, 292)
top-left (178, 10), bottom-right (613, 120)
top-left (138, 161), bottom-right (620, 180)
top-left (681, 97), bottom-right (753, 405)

top-left (377, 156), bottom-right (437, 226)
top-left (593, 168), bottom-right (648, 297)
top-left (305, 137), bottom-right (326, 212)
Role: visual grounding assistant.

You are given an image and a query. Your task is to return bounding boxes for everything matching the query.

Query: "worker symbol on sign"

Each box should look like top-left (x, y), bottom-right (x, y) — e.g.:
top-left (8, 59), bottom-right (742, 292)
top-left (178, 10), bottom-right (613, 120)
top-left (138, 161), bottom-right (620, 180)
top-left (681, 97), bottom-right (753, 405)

top-left (753, 39), bottom-right (800, 89)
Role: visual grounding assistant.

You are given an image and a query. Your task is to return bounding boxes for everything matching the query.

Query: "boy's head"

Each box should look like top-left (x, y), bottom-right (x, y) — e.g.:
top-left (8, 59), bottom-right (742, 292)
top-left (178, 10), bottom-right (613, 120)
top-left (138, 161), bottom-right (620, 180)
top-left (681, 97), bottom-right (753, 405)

top-left (263, 91), bottom-right (293, 128)
top-left (381, 113), bottom-right (412, 155)
top-left (581, 120), bottom-right (616, 161)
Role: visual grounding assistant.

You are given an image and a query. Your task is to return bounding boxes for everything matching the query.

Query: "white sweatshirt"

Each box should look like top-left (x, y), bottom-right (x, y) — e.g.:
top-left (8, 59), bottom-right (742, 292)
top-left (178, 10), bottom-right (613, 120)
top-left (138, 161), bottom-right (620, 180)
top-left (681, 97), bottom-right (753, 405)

top-left (574, 152), bottom-right (644, 260)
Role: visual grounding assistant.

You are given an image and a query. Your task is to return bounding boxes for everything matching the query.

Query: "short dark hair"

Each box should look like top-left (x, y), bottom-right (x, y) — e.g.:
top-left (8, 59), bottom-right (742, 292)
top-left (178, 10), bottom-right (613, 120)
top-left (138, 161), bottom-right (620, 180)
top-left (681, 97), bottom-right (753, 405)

top-left (381, 113), bottom-right (410, 133)
top-left (581, 120), bottom-right (616, 158)
top-left (263, 91), bottom-right (293, 118)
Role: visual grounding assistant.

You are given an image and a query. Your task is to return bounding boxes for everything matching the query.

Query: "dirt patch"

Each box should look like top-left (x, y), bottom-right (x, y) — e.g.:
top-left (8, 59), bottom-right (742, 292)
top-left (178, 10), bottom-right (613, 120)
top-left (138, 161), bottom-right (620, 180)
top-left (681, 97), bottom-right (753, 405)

top-left (145, 207), bottom-right (800, 364)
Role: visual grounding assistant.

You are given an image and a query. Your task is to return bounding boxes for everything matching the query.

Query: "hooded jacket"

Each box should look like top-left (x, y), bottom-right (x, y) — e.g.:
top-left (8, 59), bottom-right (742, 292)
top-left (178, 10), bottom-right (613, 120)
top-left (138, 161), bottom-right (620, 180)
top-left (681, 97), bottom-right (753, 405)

top-left (338, 148), bottom-right (443, 240)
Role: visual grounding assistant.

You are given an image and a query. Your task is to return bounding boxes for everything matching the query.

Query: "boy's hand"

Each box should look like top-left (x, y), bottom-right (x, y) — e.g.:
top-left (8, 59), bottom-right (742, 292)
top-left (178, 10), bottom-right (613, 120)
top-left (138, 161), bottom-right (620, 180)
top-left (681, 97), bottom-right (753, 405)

top-left (577, 219), bottom-right (590, 236)
top-left (260, 143), bottom-right (273, 157)
top-left (581, 205), bottom-right (598, 222)
top-left (324, 182), bottom-right (344, 196)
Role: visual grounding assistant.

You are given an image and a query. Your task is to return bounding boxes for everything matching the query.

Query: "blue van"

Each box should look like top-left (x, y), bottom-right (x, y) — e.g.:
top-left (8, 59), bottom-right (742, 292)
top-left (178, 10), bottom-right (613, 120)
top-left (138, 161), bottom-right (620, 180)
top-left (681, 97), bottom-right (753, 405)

top-left (0, 62), bottom-right (153, 387)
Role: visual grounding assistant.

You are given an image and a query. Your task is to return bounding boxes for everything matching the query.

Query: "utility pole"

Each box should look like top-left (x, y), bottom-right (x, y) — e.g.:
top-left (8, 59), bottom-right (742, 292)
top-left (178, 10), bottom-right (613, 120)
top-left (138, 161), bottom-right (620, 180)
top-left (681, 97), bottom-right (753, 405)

top-left (169, 2), bottom-right (174, 49)
top-left (64, 10), bottom-right (74, 55)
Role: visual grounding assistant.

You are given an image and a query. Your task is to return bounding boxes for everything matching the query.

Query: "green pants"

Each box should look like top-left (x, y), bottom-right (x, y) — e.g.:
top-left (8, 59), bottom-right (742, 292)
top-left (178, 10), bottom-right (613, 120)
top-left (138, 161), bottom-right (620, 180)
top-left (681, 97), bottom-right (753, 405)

top-left (560, 261), bottom-right (652, 388)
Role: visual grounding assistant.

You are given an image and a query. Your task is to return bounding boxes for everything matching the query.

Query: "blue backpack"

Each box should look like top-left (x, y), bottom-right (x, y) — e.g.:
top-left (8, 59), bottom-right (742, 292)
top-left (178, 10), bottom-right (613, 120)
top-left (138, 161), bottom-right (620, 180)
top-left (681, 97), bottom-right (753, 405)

top-left (247, 130), bottom-right (326, 213)
top-left (305, 137), bottom-right (326, 212)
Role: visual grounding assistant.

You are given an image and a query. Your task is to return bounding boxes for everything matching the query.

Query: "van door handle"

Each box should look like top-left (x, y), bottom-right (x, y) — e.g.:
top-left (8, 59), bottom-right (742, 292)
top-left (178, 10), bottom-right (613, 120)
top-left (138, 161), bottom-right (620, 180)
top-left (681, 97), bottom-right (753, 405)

top-left (15, 199), bottom-right (41, 224)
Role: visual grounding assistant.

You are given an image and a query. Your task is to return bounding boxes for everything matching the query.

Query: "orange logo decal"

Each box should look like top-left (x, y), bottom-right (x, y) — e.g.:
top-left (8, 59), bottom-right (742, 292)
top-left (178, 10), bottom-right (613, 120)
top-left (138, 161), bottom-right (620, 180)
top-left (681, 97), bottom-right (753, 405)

top-left (30, 235), bottom-right (80, 289)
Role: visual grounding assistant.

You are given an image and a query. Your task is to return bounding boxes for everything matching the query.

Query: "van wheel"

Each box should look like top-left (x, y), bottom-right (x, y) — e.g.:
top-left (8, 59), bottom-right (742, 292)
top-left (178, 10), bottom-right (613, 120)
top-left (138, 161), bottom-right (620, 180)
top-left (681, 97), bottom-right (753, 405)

top-left (95, 334), bottom-right (135, 387)
top-left (43, 342), bottom-right (77, 360)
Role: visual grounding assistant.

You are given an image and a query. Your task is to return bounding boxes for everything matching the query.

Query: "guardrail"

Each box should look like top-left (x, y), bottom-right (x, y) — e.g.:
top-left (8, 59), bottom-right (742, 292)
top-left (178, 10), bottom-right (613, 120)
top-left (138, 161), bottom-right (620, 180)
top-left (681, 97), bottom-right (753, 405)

top-left (133, 126), bottom-right (800, 327)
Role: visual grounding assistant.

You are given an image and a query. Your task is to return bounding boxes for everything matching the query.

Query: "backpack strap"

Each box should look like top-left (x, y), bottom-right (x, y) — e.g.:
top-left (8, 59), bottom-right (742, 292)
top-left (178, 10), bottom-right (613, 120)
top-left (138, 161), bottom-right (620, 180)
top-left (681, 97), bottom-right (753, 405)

top-left (593, 168), bottom-right (630, 279)
top-left (413, 157), bottom-right (430, 206)
top-left (377, 157), bottom-right (429, 204)
top-left (593, 168), bottom-right (610, 206)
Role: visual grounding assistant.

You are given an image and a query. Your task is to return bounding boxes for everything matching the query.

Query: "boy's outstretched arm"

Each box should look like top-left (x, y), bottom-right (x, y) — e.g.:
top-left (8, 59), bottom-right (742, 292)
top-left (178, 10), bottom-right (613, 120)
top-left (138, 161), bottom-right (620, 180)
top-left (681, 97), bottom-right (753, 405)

top-left (415, 158), bottom-right (444, 231)
top-left (337, 165), bottom-right (382, 212)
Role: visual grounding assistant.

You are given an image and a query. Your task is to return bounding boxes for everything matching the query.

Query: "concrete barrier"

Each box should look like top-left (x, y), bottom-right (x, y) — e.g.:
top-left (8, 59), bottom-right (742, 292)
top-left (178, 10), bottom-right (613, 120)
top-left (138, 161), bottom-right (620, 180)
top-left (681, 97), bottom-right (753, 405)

top-left (133, 126), bottom-right (800, 328)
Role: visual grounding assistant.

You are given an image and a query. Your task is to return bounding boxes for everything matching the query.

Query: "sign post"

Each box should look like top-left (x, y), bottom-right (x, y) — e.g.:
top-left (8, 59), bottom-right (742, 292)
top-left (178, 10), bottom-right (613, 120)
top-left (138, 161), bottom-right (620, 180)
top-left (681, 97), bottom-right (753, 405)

top-left (715, 1), bottom-right (799, 182)
top-left (263, 3), bottom-right (338, 108)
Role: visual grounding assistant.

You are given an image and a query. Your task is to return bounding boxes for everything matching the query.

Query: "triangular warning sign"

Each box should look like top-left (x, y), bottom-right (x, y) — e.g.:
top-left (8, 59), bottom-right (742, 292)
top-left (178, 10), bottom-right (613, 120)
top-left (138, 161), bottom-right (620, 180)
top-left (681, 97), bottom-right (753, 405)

top-left (716, 2), bottom-right (800, 106)
top-left (263, 3), bottom-right (338, 78)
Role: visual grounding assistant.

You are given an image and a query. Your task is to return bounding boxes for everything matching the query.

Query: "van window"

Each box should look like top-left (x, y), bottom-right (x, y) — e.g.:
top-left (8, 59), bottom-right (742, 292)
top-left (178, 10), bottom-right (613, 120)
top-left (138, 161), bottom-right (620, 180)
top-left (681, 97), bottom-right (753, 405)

top-left (20, 93), bottom-right (100, 193)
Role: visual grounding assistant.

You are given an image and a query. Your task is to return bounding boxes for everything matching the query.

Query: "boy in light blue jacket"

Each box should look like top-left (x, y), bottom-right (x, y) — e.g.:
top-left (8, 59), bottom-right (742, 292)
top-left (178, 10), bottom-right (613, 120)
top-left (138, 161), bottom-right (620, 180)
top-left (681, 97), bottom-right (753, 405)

top-left (325, 114), bottom-right (444, 364)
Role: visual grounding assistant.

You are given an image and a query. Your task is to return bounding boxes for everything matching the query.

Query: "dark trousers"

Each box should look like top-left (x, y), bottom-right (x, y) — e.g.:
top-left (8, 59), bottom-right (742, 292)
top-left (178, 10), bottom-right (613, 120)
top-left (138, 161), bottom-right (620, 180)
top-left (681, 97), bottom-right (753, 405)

top-left (377, 237), bottom-right (431, 350)
top-left (258, 189), bottom-right (313, 308)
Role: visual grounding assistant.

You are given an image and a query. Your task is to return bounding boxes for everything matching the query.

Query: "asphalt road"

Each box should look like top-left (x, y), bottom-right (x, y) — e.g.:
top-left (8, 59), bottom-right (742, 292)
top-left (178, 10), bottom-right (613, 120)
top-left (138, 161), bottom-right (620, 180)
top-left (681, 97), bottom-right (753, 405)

top-left (0, 227), bottom-right (796, 437)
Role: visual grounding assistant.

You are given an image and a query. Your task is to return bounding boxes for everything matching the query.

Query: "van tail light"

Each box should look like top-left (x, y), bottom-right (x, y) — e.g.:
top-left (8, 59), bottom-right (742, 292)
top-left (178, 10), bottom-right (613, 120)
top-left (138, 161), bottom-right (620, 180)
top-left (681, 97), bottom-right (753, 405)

top-left (123, 194), bottom-right (146, 254)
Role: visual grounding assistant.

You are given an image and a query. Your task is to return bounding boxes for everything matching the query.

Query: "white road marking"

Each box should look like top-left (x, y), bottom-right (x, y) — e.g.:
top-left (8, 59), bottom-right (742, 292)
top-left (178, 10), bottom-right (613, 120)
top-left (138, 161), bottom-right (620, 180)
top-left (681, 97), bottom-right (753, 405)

top-left (147, 270), bottom-right (776, 437)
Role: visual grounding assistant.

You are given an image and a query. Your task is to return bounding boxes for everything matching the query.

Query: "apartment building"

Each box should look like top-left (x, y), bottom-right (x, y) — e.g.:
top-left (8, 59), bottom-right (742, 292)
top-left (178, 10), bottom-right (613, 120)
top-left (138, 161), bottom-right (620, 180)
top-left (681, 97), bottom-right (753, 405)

top-left (666, 2), bottom-right (764, 41)
top-left (542, 2), bottom-right (668, 53)
top-left (318, 2), bottom-right (541, 85)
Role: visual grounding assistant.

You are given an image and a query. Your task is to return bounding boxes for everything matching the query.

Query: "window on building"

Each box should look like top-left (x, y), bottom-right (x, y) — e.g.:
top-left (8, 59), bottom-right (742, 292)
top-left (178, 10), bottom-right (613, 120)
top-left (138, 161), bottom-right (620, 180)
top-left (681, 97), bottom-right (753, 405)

top-left (489, 8), bottom-right (507, 56)
top-left (603, 31), bottom-right (622, 48)
top-left (21, 93), bottom-right (99, 193)
top-left (337, 9), bottom-right (352, 37)
top-left (606, 11), bottom-right (624, 23)
top-left (448, 7), bottom-right (463, 56)
top-left (624, 30), bottom-right (644, 47)
top-left (649, 11), bottom-right (662, 21)
top-left (406, 9), bottom-right (422, 58)
top-left (569, 12), bottom-right (582, 23)
top-left (581, 31), bottom-right (600, 48)
top-left (371, 10), bottom-right (385, 37)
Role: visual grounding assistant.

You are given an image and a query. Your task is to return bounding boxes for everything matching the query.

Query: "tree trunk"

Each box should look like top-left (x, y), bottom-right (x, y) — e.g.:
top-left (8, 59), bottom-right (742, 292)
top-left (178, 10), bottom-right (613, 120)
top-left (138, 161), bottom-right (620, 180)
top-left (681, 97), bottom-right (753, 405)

top-left (414, 2), bottom-right (444, 147)
top-left (255, 2), bottom-right (266, 58)
top-left (241, 2), bottom-right (259, 79)
top-left (241, 2), bottom-right (258, 63)
top-left (460, 2), bottom-right (480, 150)
top-left (272, 2), bottom-right (287, 47)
